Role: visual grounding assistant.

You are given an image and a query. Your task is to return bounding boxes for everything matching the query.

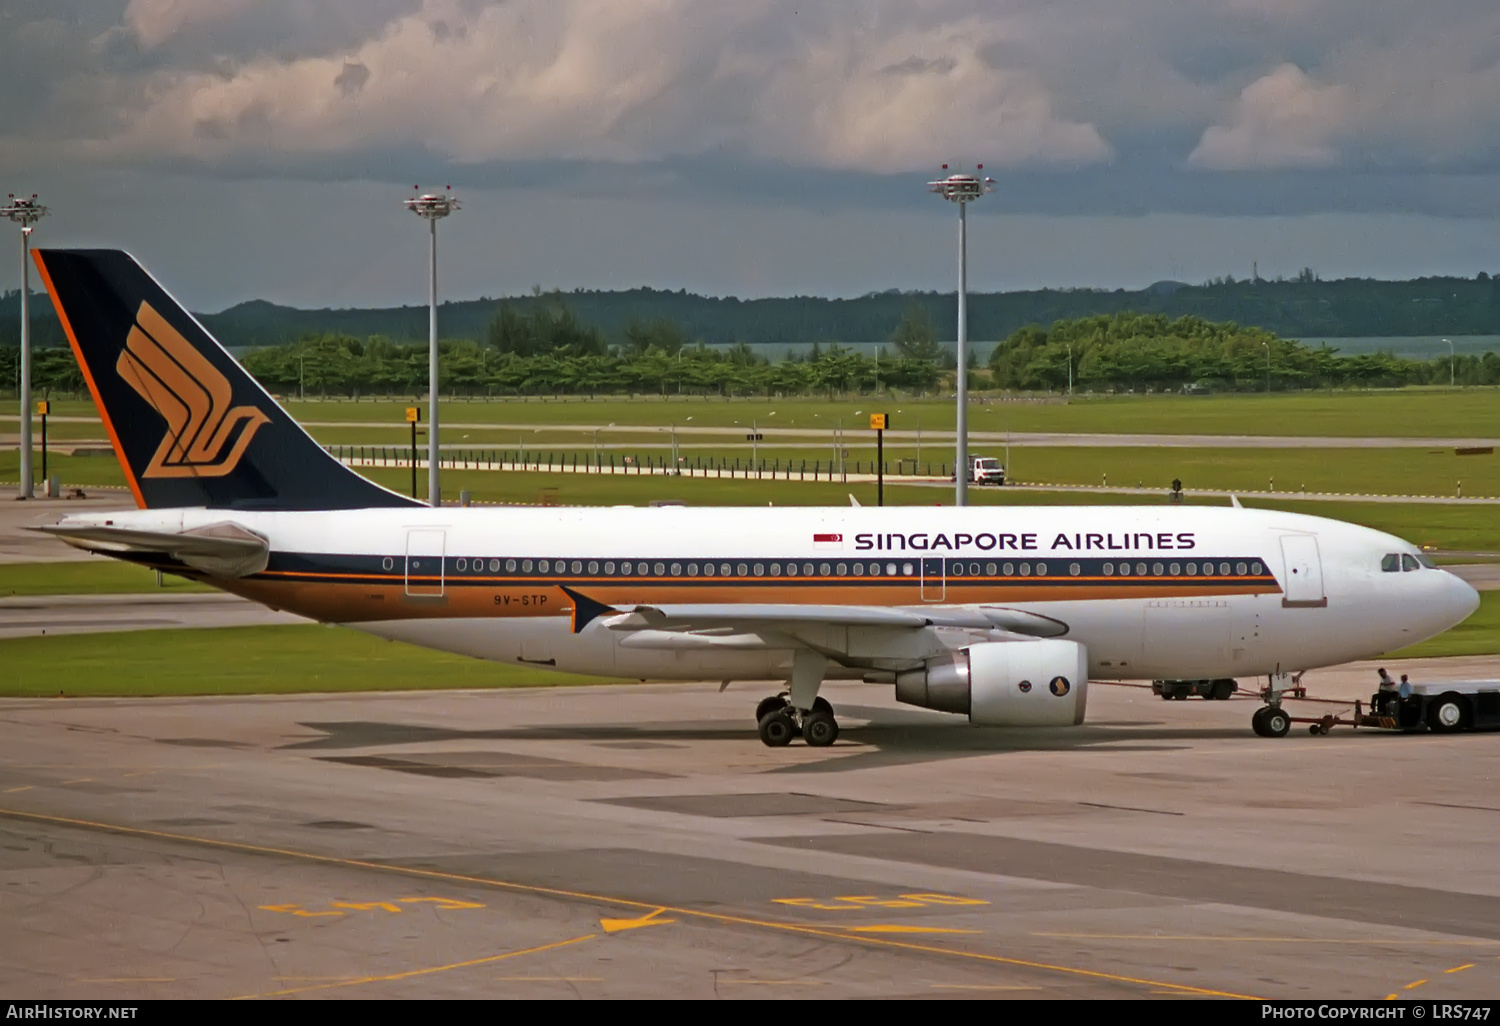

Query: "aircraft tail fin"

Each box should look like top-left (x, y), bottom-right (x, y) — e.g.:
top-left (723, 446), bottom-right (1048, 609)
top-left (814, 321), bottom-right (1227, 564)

top-left (32, 249), bottom-right (420, 510)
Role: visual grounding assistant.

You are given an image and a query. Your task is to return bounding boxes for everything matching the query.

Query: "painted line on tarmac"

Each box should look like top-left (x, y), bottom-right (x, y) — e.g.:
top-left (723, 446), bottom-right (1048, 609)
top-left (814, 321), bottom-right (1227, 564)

top-left (0, 806), bottom-right (1259, 1001)
top-left (1036, 933), bottom-right (1500, 946)
top-left (234, 933), bottom-right (599, 999)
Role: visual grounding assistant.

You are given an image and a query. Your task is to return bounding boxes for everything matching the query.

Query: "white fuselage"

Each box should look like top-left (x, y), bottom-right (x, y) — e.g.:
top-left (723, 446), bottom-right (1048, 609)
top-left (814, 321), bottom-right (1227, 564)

top-left (61, 503), bottom-right (1480, 687)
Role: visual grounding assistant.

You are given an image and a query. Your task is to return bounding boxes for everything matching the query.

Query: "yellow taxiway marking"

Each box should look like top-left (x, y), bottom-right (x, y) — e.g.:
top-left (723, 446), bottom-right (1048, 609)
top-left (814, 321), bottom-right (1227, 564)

top-left (258, 903), bottom-right (343, 918)
top-left (843, 925), bottom-right (980, 935)
top-left (2, 786), bottom-right (32, 794)
top-left (401, 896), bottom-right (485, 910)
top-left (601, 907), bottom-right (675, 933)
top-left (775, 892), bottom-right (988, 912)
top-left (1405, 979), bottom-right (1428, 990)
top-left (0, 807), bottom-right (1259, 1001)
top-left (1035, 933), bottom-right (1500, 946)
top-left (331, 901), bottom-right (404, 913)
top-left (235, 934), bottom-right (598, 999)
top-left (1446, 964), bottom-right (1475, 973)
top-left (272, 976), bottom-right (362, 981)
top-left (121, 771), bottom-right (154, 779)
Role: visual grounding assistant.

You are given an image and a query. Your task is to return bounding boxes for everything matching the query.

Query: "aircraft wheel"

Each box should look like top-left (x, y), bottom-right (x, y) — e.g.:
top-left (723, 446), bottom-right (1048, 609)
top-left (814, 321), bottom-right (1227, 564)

top-left (758, 710), bottom-right (796, 747)
top-left (1211, 680), bottom-right (1235, 701)
top-left (755, 695), bottom-right (789, 723)
top-left (1262, 706), bottom-right (1292, 738)
top-left (803, 710), bottom-right (839, 747)
top-left (812, 696), bottom-right (833, 715)
top-left (1251, 707), bottom-right (1270, 737)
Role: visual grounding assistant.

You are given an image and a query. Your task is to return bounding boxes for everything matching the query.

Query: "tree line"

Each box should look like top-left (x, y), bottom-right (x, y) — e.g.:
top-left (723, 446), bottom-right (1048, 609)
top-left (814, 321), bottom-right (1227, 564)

top-left (987, 312), bottom-right (1500, 391)
top-left (12, 270), bottom-right (1500, 353)
top-left (5, 302), bottom-right (1500, 400)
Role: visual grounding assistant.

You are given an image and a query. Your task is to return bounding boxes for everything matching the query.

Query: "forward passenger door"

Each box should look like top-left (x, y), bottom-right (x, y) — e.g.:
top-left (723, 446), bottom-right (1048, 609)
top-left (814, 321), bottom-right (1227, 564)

top-left (1280, 535), bottom-right (1326, 608)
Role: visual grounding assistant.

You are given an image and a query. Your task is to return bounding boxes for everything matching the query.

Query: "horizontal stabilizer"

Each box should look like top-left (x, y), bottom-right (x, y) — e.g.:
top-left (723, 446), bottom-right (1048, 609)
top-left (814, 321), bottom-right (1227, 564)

top-left (34, 522), bottom-right (269, 578)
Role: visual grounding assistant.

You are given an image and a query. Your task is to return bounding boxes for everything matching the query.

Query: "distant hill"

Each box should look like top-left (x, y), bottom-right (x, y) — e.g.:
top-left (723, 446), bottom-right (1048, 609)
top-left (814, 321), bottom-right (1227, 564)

top-left (5, 274), bottom-right (1500, 351)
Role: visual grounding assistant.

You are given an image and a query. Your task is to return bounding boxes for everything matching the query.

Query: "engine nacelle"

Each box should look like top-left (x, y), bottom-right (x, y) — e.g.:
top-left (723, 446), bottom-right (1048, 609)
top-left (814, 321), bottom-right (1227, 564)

top-left (894, 640), bottom-right (1089, 726)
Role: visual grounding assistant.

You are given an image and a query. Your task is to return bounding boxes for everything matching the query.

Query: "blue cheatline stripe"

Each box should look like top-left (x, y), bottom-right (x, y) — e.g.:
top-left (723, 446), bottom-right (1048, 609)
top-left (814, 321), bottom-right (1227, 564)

top-left (250, 552), bottom-right (1279, 590)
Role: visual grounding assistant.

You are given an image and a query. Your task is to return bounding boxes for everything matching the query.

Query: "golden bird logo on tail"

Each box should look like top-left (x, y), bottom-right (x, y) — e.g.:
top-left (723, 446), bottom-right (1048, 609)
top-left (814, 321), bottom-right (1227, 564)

top-left (116, 301), bottom-right (270, 478)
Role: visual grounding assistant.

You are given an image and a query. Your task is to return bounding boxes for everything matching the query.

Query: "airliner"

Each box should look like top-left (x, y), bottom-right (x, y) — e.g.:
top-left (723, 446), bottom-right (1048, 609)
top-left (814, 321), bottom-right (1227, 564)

top-left (29, 250), bottom-right (1480, 745)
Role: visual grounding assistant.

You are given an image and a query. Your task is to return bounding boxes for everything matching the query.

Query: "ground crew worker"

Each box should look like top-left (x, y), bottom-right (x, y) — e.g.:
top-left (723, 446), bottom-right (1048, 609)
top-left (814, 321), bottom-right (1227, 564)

top-left (1377, 667), bottom-right (1398, 714)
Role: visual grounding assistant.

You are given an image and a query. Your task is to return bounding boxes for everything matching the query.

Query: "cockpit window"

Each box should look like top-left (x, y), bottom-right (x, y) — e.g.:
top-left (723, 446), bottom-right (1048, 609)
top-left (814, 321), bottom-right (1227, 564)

top-left (1381, 553), bottom-right (1401, 573)
top-left (1416, 554), bottom-right (1437, 569)
top-left (1401, 553), bottom-right (1420, 572)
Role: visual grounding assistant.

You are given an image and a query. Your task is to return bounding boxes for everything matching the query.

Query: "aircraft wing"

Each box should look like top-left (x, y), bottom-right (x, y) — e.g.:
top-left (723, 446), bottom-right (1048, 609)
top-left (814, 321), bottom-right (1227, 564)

top-left (598, 602), bottom-right (1065, 636)
top-left (34, 522), bottom-right (270, 578)
top-left (605, 603), bottom-right (935, 630)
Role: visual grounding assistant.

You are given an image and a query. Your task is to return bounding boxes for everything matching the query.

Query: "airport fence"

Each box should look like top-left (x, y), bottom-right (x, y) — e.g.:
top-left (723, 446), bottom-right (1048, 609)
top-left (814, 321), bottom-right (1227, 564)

top-left (324, 445), bottom-right (950, 483)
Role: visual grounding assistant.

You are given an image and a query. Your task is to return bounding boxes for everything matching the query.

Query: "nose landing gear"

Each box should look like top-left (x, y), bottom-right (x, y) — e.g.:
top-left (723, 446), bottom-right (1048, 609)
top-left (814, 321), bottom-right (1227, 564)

top-left (1250, 705), bottom-right (1292, 738)
top-left (755, 693), bottom-right (839, 747)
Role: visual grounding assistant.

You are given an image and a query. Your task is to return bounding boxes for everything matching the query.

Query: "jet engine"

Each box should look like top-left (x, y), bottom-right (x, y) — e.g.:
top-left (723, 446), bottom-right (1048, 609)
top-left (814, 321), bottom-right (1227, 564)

top-left (894, 639), bottom-right (1089, 726)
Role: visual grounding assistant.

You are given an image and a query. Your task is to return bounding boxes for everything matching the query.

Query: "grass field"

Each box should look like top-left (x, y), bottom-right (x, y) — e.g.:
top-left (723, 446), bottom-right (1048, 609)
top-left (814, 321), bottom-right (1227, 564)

top-left (8, 447), bottom-right (1500, 552)
top-left (0, 624), bottom-right (616, 698)
top-left (10, 440), bottom-right (1500, 506)
top-left (0, 561), bottom-right (212, 596)
top-left (16, 387), bottom-right (1500, 439)
top-left (1388, 591), bottom-right (1500, 659)
top-left (278, 390), bottom-right (1500, 438)
top-left (329, 442), bottom-right (1500, 499)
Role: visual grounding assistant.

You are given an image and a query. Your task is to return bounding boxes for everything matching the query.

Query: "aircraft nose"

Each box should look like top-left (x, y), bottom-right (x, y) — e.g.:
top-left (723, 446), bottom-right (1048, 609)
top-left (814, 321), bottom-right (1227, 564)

top-left (1444, 570), bottom-right (1481, 625)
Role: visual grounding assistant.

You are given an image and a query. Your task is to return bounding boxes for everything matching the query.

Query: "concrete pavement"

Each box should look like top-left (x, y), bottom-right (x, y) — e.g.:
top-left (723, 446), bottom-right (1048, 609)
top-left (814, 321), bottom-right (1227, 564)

top-left (4, 659), bottom-right (1500, 1000)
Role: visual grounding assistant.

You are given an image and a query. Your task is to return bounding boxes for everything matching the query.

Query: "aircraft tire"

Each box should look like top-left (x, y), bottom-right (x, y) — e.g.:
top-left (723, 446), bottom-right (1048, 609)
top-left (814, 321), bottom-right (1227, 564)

top-left (803, 711), bottom-right (839, 747)
top-left (755, 695), bottom-right (789, 723)
top-left (1263, 707), bottom-right (1291, 738)
top-left (1211, 680), bottom-right (1235, 701)
top-left (812, 696), bottom-right (833, 715)
top-left (1251, 707), bottom-right (1271, 737)
top-left (758, 710), bottom-right (796, 747)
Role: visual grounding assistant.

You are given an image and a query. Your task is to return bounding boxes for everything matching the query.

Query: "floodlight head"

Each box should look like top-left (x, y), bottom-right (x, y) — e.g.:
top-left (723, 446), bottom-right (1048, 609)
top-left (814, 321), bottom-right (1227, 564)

top-left (404, 187), bottom-right (460, 220)
top-left (927, 171), bottom-right (995, 204)
top-left (0, 194), bottom-right (49, 227)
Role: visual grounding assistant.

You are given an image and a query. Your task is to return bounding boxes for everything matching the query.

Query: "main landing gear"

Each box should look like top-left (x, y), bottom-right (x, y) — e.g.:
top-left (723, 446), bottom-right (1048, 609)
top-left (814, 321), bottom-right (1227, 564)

top-left (756, 694), bottom-right (839, 748)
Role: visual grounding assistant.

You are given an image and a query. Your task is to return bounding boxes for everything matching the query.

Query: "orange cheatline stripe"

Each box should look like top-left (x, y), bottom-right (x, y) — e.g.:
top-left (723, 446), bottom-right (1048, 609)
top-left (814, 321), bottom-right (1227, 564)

top-left (0, 807), bottom-right (1258, 1000)
top-left (31, 252), bottom-right (147, 510)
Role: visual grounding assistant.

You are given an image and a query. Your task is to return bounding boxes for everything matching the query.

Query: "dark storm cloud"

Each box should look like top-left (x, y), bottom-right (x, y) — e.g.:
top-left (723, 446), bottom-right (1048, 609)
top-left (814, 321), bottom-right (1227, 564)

top-left (4, 0), bottom-right (1499, 216)
top-left (3, 1), bottom-right (1500, 312)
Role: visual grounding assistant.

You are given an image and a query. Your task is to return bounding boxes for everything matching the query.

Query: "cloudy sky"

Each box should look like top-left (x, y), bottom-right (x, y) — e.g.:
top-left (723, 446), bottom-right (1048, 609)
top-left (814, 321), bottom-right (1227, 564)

top-left (2, 0), bottom-right (1498, 310)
